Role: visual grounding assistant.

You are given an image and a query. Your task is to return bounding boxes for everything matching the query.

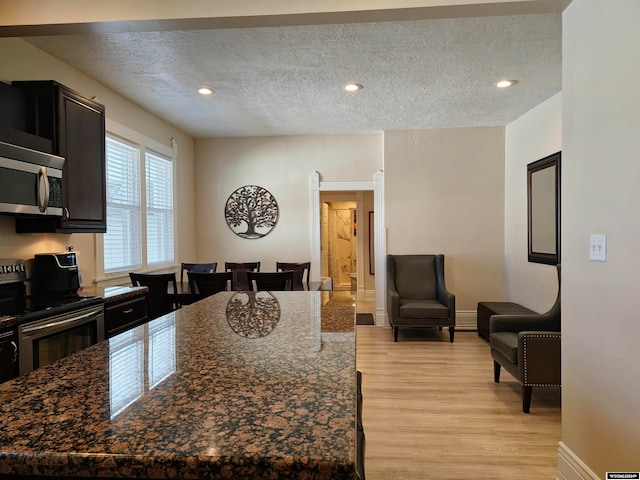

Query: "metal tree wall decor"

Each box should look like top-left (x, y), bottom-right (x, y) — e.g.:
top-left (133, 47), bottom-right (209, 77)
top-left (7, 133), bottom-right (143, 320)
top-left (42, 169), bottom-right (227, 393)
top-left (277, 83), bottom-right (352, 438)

top-left (224, 185), bottom-right (279, 239)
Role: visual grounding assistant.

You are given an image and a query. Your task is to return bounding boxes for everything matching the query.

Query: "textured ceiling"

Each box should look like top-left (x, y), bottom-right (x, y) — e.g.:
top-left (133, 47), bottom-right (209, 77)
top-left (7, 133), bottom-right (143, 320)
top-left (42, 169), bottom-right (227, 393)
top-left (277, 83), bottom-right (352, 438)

top-left (25, 13), bottom-right (561, 138)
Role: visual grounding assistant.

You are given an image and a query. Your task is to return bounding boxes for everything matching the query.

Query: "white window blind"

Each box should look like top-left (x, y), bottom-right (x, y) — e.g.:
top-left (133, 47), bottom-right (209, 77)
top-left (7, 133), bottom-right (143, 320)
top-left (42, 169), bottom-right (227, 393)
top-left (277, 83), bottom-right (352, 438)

top-left (145, 150), bottom-right (174, 266)
top-left (104, 137), bottom-right (142, 273)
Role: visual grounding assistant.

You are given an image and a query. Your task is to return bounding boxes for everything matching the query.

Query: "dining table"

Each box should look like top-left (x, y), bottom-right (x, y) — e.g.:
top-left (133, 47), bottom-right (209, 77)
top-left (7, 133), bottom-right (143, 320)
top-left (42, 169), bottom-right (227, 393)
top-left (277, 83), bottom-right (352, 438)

top-left (0, 290), bottom-right (357, 479)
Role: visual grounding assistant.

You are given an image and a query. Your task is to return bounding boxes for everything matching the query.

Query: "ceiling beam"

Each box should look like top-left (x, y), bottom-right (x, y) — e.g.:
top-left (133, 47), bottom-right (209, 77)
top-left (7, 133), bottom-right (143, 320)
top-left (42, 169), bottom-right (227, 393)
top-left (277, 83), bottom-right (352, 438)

top-left (0, 0), bottom-right (572, 36)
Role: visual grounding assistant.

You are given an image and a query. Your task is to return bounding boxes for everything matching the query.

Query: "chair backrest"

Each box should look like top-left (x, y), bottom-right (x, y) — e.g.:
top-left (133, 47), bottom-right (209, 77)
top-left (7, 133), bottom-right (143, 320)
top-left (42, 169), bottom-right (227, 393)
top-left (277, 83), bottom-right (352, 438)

top-left (180, 262), bottom-right (217, 284)
top-left (247, 271), bottom-right (294, 291)
top-left (188, 271), bottom-right (232, 301)
top-left (388, 254), bottom-right (442, 300)
top-left (276, 262), bottom-right (310, 290)
top-left (539, 263), bottom-right (561, 331)
top-left (225, 262), bottom-right (261, 290)
top-left (129, 272), bottom-right (177, 320)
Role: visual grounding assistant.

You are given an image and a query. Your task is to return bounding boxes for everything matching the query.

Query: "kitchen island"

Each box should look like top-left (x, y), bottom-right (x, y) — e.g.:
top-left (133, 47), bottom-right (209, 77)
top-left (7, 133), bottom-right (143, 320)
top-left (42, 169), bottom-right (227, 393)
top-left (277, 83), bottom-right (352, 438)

top-left (0, 291), bottom-right (357, 479)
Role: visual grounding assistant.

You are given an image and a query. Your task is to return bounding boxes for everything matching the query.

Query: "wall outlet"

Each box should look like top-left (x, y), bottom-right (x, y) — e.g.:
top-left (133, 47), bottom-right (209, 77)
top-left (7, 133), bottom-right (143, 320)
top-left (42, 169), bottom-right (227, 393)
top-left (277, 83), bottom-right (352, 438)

top-left (589, 234), bottom-right (606, 261)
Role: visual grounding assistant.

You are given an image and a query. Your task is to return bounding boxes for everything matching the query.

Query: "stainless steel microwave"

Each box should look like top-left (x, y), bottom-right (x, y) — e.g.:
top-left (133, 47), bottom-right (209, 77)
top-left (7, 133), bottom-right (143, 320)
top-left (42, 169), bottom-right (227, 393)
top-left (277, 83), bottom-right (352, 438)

top-left (0, 141), bottom-right (64, 216)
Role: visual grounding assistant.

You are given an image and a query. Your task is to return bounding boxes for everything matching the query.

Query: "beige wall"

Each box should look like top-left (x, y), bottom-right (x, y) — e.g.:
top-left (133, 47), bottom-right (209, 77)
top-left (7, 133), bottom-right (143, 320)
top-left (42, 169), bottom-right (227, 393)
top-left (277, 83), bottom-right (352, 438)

top-left (560, 0), bottom-right (640, 476)
top-left (0, 38), bottom-right (196, 284)
top-left (504, 92), bottom-right (562, 312)
top-left (384, 127), bottom-right (506, 311)
top-left (193, 135), bottom-right (383, 272)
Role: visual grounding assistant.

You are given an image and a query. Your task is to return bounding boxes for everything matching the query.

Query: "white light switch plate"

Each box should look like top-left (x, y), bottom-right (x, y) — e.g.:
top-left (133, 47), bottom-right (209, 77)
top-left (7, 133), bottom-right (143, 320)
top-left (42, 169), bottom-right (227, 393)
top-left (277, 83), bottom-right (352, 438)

top-left (589, 234), bottom-right (606, 261)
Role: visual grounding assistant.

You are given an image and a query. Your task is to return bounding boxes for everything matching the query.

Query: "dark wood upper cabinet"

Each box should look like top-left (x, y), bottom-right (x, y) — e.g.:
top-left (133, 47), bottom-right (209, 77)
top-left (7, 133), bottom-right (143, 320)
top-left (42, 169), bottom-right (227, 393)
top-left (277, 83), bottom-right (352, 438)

top-left (12, 80), bottom-right (106, 233)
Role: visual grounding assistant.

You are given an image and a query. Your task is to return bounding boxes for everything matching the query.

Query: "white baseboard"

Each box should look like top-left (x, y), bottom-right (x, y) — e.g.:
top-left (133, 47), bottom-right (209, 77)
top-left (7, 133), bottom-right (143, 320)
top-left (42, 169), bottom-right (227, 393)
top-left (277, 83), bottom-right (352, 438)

top-left (557, 442), bottom-right (600, 480)
top-left (358, 289), bottom-right (375, 302)
top-left (375, 308), bottom-right (389, 327)
top-left (456, 310), bottom-right (477, 330)
top-left (369, 310), bottom-right (475, 330)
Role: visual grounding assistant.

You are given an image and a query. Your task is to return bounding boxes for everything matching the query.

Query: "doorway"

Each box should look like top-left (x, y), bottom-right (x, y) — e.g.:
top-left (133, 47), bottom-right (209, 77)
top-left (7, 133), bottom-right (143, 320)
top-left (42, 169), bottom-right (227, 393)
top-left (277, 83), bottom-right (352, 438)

top-left (320, 198), bottom-right (358, 291)
top-left (309, 171), bottom-right (385, 325)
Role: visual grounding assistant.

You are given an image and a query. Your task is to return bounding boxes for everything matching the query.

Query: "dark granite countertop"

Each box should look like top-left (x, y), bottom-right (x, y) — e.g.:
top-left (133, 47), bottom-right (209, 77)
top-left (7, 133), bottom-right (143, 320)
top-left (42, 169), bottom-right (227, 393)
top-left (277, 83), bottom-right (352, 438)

top-left (0, 291), bottom-right (356, 479)
top-left (80, 284), bottom-right (149, 304)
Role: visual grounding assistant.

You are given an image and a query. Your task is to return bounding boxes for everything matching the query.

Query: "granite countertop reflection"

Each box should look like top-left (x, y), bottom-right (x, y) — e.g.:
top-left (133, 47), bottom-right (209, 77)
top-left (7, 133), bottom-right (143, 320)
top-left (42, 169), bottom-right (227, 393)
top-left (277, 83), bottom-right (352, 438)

top-left (0, 291), bottom-right (356, 479)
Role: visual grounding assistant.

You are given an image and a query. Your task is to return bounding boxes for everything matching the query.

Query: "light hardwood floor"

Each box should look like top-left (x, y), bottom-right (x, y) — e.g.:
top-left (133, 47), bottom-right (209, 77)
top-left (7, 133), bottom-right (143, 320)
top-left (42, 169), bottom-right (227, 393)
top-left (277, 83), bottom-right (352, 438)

top-left (356, 325), bottom-right (561, 480)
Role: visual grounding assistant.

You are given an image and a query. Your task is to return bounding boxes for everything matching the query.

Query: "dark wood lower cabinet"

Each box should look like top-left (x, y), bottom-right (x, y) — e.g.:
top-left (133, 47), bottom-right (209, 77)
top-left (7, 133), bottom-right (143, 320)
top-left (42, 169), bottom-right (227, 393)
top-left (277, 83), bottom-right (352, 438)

top-left (105, 294), bottom-right (147, 338)
top-left (0, 327), bottom-right (19, 384)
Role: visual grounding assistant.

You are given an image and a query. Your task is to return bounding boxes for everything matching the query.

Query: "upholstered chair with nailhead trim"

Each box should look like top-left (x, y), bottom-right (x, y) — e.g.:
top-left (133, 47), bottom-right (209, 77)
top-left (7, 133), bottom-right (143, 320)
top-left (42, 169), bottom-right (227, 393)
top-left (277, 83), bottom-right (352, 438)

top-left (490, 264), bottom-right (561, 413)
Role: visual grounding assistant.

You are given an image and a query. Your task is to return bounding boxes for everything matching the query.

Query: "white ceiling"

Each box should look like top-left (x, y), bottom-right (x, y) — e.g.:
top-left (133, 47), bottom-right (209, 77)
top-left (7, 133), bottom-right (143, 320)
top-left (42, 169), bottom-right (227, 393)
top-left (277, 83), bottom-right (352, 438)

top-left (24, 13), bottom-right (561, 138)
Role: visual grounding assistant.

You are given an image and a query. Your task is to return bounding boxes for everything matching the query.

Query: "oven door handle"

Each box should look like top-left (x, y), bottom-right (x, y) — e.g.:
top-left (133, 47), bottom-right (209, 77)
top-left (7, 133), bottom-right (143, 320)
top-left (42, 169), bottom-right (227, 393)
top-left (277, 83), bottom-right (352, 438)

top-left (21, 309), bottom-right (100, 334)
top-left (10, 341), bottom-right (18, 364)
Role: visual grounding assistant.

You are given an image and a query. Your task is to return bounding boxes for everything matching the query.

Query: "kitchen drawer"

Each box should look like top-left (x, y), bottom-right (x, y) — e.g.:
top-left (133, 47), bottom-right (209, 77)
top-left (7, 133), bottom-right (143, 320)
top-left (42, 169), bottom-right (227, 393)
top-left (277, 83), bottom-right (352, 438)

top-left (105, 295), bottom-right (147, 338)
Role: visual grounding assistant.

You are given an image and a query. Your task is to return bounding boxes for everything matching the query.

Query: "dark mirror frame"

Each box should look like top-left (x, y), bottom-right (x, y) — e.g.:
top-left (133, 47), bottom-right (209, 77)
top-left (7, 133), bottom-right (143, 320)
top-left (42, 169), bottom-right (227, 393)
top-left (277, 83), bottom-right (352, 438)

top-left (527, 151), bottom-right (561, 265)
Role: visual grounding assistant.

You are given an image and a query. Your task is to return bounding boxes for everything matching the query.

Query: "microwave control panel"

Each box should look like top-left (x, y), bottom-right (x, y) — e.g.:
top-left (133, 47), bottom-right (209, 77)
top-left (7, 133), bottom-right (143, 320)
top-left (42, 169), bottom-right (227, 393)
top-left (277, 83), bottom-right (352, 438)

top-left (48, 176), bottom-right (63, 208)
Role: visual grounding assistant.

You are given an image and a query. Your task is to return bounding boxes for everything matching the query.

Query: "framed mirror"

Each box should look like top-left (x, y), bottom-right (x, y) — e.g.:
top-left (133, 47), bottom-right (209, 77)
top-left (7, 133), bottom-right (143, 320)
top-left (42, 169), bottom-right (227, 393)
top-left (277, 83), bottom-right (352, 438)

top-left (528, 152), bottom-right (561, 265)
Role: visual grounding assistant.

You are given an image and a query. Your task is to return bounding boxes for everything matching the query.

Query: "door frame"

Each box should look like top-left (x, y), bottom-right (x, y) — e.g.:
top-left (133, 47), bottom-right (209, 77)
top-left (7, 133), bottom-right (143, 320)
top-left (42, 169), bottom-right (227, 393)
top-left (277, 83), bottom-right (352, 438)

top-left (309, 170), bottom-right (386, 325)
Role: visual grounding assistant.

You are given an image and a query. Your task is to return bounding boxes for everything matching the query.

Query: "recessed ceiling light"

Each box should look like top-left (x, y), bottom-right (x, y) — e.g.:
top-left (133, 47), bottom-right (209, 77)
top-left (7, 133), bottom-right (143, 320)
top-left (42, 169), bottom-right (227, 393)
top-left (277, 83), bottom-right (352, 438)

top-left (343, 83), bottom-right (363, 93)
top-left (496, 79), bottom-right (517, 89)
top-left (198, 87), bottom-right (213, 96)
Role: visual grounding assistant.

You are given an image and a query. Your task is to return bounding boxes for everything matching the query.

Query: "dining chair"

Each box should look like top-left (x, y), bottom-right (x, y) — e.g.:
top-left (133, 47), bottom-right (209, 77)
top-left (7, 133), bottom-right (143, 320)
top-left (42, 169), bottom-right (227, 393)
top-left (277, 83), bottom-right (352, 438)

top-left (180, 262), bottom-right (217, 285)
top-left (129, 272), bottom-right (178, 320)
top-left (187, 271), bottom-right (232, 302)
top-left (224, 262), bottom-right (261, 291)
top-left (276, 262), bottom-right (310, 290)
top-left (247, 271), bottom-right (294, 291)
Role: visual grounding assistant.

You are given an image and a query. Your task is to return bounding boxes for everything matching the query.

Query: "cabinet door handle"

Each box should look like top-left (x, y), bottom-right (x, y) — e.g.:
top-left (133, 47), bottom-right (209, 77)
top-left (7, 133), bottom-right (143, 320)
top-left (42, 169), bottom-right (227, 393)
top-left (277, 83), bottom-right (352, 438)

top-left (10, 341), bottom-right (18, 364)
top-left (123, 308), bottom-right (134, 314)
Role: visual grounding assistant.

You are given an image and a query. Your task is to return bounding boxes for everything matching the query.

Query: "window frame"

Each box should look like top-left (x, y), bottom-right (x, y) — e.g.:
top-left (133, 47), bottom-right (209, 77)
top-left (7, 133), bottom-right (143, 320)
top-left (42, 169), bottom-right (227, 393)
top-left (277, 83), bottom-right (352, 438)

top-left (95, 119), bottom-right (177, 284)
top-left (145, 148), bottom-right (175, 268)
top-left (103, 134), bottom-right (142, 274)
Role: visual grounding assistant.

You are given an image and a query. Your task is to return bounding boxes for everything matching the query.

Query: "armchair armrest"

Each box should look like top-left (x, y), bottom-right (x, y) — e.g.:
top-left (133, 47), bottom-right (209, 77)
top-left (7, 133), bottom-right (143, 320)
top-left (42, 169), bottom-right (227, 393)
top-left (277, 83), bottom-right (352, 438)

top-left (435, 255), bottom-right (455, 310)
top-left (387, 289), bottom-right (400, 318)
top-left (518, 331), bottom-right (561, 386)
top-left (439, 288), bottom-right (455, 309)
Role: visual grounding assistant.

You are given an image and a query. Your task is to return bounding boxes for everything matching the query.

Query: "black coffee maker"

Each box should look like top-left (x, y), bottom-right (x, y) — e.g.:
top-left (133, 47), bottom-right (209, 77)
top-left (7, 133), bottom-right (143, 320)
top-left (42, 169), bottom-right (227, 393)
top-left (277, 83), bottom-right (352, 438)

top-left (30, 252), bottom-right (81, 295)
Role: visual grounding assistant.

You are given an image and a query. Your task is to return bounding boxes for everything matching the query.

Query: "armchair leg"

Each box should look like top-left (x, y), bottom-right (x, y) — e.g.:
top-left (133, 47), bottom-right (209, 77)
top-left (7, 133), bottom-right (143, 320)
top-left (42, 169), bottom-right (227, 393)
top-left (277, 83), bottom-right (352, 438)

top-left (393, 327), bottom-right (399, 342)
top-left (493, 360), bottom-right (501, 383)
top-left (522, 386), bottom-right (533, 413)
top-left (448, 326), bottom-right (455, 343)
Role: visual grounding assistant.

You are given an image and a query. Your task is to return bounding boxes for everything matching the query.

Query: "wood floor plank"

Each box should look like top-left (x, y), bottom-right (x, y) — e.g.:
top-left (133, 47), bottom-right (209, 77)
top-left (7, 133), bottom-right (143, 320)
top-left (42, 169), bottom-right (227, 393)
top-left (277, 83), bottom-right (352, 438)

top-left (356, 325), bottom-right (561, 480)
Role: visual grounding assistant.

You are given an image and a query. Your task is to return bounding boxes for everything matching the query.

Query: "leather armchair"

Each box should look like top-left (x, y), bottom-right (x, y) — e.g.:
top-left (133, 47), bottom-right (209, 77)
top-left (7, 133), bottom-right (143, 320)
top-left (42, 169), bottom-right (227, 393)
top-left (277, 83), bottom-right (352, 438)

top-left (386, 254), bottom-right (456, 342)
top-left (490, 264), bottom-right (561, 413)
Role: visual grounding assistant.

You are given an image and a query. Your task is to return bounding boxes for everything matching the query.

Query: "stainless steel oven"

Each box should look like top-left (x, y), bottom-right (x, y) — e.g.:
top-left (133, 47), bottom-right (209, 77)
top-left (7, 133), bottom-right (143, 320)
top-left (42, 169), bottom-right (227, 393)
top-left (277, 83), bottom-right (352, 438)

top-left (1, 258), bottom-right (105, 378)
top-left (18, 299), bottom-right (104, 376)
